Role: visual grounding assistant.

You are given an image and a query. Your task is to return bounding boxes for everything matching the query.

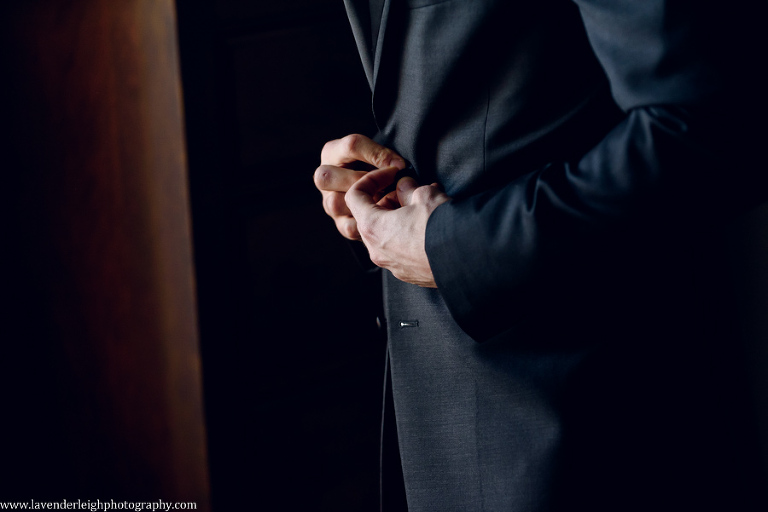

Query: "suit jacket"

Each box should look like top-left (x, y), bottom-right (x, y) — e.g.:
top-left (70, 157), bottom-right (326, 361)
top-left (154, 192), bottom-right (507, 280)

top-left (343, 0), bottom-right (768, 510)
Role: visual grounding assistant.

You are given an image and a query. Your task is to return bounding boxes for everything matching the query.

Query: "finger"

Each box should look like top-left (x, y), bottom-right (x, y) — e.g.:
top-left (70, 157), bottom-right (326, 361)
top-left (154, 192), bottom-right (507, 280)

top-left (322, 191), bottom-right (351, 218)
top-left (314, 165), bottom-right (367, 192)
top-left (335, 216), bottom-right (360, 241)
top-left (346, 166), bottom-right (401, 217)
top-left (321, 134), bottom-right (406, 169)
top-left (377, 190), bottom-right (400, 210)
top-left (395, 176), bottom-right (419, 206)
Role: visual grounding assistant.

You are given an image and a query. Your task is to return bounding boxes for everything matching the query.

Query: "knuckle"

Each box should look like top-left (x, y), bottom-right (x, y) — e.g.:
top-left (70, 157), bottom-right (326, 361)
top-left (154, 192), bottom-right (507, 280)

top-left (339, 218), bottom-right (359, 240)
top-left (320, 139), bottom-right (337, 161)
top-left (370, 251), bottom-right (391, 270)
top-left (342, 133), bottom-right (363, 154)
top-left (369, 251), bottom-right (385, 268)
top-left (327, 193), bottom-right (347, 216)
top-left (371, 146), bottom-right (389, 167)
top-left (413, 186), bottom-right (431, 203)
top-left (357, 218), bottom-right (379, 243)
top-left (321, 192), bottom-right (336, 216)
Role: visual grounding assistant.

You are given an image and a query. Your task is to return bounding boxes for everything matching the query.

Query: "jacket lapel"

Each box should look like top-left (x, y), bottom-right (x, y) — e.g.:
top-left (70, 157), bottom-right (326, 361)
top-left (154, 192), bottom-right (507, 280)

top-left (371, 0), bottom-right (392, 93)
top-left (343, 0), bottom-right (374, 90)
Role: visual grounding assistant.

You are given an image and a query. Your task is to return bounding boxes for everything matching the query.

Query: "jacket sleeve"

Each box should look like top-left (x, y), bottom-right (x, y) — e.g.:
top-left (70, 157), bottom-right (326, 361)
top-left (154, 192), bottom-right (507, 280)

top-left (424, 0), bottom-right (767, 342)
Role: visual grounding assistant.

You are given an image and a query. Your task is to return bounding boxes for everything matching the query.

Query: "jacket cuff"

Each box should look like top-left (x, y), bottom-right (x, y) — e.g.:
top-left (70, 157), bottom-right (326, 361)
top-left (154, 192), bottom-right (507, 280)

top-left (425, 197), bottom-right (531, 342)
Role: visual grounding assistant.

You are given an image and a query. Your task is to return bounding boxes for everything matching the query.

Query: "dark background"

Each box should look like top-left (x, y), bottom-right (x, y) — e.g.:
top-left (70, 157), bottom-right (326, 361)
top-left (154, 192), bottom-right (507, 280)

top-left (1, 1), bottom-right (766, 509)
top-left (176, 1), bottom-right (384, 509)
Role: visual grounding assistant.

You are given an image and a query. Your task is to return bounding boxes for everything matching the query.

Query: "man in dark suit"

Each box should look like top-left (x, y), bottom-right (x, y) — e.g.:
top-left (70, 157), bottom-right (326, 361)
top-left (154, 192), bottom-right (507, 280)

top-left (314, 0), bottom-right (767, 510)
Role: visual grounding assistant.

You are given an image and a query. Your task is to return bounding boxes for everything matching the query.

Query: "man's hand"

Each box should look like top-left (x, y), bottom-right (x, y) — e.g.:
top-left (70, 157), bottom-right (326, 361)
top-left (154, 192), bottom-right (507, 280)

top-left (314, 134), bottom-right (406, 240)
top-left (346, 167), bottom-right (450, 288)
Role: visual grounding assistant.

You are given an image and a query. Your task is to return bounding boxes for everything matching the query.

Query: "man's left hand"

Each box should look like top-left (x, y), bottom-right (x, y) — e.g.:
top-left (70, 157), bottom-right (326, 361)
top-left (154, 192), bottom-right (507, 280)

top-left (346, 166), bottom-right (450, 288)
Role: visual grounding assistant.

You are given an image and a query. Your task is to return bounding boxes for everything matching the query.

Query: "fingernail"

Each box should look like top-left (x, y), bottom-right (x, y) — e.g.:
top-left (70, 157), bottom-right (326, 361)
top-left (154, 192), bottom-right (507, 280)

top-left (384, 157), bottom-right (404, 169)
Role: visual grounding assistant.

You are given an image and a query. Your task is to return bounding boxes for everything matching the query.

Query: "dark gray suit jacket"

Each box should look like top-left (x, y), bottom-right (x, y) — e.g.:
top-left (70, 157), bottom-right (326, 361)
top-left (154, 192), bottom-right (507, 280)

top-left (343, 0), bottom-right (767, 510)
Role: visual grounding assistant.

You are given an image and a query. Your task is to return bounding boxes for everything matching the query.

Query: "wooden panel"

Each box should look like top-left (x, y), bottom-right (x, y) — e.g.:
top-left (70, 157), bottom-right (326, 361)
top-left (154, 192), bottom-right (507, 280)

top-left (0, 0), bottom-right (209, 505)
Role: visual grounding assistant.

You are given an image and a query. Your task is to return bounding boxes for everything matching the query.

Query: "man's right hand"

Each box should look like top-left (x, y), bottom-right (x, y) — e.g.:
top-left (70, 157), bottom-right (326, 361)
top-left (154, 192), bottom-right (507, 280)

top-left (313, 134), bottom-right (406, 240)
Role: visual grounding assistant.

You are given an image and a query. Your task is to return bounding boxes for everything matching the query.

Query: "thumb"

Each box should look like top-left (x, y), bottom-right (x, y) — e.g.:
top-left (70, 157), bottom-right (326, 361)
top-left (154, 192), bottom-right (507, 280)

top-left (396, 177), bottom-right (419, 206)
top-left (346, 166), bottom-right (401, 216)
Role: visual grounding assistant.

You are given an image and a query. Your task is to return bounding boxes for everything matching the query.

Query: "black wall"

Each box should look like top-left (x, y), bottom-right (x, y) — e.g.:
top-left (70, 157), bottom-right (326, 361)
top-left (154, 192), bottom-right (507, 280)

top-left (176, 1), bottom-right (384, 509)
